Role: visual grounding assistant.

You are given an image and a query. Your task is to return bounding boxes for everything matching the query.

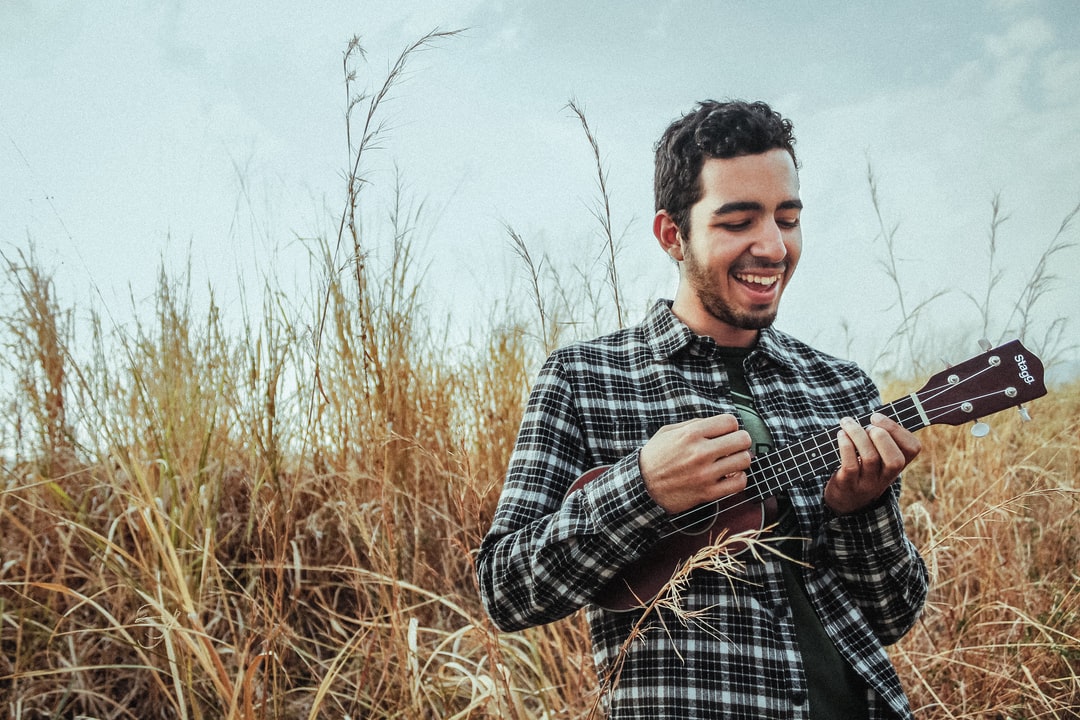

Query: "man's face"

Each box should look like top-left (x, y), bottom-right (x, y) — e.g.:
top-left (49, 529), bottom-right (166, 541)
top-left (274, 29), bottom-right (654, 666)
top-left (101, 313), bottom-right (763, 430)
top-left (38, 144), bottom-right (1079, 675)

top-left (674, 149), bottom-right (802, 346)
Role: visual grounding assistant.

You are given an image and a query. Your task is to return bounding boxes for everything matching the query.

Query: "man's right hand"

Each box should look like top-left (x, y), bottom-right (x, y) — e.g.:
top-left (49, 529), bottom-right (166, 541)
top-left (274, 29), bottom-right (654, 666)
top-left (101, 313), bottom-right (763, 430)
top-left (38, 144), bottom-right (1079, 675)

top-left (638, 414), bottom-right (751, 514)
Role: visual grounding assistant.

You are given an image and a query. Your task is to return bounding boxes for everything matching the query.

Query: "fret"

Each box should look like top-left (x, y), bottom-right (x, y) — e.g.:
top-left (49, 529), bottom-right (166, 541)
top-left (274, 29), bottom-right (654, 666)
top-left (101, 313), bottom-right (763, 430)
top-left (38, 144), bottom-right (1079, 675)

top-left (743, 397), bottom-right (920, 501)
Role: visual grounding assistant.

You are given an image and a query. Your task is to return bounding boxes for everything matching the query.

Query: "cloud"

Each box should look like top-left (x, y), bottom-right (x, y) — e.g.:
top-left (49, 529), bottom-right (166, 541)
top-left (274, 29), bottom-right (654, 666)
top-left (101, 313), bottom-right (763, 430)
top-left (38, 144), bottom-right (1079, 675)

top-left (984, 15), bottom-right (1055, 58)
top-left (1041, 48), bottom-right (1080, 106)
top-left (797, 6), bottom-right (1080, 365)
top-left (2, 1), bottom-right (1076, 372)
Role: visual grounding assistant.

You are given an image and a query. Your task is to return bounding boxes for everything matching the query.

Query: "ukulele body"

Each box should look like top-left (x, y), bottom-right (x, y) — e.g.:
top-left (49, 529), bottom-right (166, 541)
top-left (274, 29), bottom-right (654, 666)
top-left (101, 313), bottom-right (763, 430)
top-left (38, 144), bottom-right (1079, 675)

top-left (567, 466), bottom-right (777, 612)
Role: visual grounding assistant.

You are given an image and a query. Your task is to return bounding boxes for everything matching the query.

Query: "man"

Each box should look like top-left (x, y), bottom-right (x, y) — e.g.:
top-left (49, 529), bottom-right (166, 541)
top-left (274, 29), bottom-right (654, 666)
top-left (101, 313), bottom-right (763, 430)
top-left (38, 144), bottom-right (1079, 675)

top-left (477, 100), bottom-right (928, 719)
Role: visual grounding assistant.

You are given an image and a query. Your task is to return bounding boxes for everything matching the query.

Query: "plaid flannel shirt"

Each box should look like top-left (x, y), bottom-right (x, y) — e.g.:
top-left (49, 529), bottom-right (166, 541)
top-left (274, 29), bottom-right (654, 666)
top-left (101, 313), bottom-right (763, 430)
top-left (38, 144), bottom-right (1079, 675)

top-left (477, 300), bottom-right (928, 719)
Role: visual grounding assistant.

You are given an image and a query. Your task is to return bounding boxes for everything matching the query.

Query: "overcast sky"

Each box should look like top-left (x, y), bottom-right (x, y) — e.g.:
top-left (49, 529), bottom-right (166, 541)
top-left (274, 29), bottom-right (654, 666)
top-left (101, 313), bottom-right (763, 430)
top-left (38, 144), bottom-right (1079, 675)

top-left (3, 1), bottom-right (1078, 380)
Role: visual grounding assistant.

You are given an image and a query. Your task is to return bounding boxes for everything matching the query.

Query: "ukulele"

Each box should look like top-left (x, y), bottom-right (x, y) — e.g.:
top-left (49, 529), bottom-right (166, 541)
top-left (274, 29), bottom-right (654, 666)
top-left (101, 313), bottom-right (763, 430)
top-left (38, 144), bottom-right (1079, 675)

top-left (566, 339), bottom-right (1048, 611)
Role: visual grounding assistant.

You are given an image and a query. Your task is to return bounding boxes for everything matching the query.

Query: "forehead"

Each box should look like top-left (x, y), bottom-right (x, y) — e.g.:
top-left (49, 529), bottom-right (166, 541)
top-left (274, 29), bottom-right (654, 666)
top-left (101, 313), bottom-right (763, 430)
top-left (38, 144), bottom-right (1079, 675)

top-left (696, 149), bottom-right (801, 204)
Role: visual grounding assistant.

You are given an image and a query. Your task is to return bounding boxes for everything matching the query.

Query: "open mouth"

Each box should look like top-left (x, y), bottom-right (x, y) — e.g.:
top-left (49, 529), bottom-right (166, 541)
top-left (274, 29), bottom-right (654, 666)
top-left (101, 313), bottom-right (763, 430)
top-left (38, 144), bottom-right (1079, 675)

top-left (730, 268), bottom-right (786, 308)
top-left (733, 271), bottom-right (782, 289)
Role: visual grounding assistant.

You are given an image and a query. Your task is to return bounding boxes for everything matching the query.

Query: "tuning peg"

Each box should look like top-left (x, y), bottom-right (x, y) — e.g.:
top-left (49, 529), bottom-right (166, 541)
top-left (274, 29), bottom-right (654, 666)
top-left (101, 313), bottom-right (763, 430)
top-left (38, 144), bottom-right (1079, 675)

top-left (978, 338), bottom-right (992, 352)
top-left (1018, 406), bottom-right (1032, 422)
top-left (971, 421), bottom-right (990, 437)
top-left (941, 357), bottom-right (952, 369)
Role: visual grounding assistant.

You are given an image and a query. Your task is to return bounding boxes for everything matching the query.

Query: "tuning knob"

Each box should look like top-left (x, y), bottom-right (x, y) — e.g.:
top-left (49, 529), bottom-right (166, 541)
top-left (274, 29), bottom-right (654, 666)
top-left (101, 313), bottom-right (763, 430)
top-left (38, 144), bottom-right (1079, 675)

top-left (971, 421), bottom-right (990, 437)
top-left (978, 338), bottom-right (993, 352)
top-left (1018, 406), bottom-right (1032, 422)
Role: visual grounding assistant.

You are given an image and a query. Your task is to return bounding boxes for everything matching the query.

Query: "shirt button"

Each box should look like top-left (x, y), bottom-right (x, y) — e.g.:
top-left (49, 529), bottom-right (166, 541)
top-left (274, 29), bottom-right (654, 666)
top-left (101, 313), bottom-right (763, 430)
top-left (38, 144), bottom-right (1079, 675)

top-left (792, 689), bottom-right (807, 706)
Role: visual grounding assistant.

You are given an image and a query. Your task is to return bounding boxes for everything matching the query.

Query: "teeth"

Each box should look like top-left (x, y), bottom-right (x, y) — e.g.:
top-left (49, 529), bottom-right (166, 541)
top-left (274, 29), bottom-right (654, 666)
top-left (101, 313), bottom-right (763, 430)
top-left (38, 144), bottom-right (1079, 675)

top-left (735, 273), bottom-right (780, 287)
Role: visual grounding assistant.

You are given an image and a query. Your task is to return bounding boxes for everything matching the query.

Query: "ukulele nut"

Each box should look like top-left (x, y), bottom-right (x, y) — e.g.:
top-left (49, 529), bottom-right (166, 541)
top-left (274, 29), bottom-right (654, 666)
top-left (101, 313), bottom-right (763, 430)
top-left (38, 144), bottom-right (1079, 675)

top-left (989, 355), bottom-right (1001, 367)
top-left (948, 374), bottom-right (960, 384)
top-left (1005, 387), bottom-right (1017, 398)
top-left (961, 402), bottom-right (974, 413)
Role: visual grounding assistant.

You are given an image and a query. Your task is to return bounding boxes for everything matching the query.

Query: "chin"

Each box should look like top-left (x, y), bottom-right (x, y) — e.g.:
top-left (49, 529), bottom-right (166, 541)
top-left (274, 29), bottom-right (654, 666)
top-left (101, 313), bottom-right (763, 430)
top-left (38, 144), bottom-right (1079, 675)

top-left (702, 302), bottom-right (778, 332)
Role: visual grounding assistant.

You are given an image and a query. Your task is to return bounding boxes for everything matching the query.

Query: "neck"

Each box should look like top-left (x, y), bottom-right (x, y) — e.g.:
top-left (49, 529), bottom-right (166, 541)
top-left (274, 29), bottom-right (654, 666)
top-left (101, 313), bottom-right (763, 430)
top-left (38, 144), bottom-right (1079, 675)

top-left (670, 294), bottom-right (760, 348)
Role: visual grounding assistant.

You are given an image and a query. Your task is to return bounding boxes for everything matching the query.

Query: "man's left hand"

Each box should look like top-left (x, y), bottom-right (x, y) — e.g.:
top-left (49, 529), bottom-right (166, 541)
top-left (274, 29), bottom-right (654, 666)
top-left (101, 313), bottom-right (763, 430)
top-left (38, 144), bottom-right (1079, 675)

top-left (824, 412), bottom-right (922, 515)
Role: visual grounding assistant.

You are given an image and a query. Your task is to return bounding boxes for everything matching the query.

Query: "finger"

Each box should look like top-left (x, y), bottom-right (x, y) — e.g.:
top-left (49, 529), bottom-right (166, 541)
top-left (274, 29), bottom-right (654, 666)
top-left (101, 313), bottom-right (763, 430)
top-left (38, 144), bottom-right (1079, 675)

top-left (867, 411), bottom-right (903, 433)
top-left (715, 470), bottom-right (748, 498)
top-left (680, 417), bottom-right (751, 466)
top-left (839, 416), bottom-right (880, 472)
top-left (713, 447), bottom-right (752, 477)
top-left (835, 426), bottom-right (861, 478)
top-left (694, 413), bottom-right (742, 438)
top-left (675, 428), bottom-right (751, 475)
top-left (659, 412), bottom-right (739, 431)
top-left (653, 413), bottom-right (740, 444)
top-left (867, 425), bottom-right (906, 477)
top-left (714, 427), bottom-right (752, 456)
top-left (869, 412), bottom-right (923, 463)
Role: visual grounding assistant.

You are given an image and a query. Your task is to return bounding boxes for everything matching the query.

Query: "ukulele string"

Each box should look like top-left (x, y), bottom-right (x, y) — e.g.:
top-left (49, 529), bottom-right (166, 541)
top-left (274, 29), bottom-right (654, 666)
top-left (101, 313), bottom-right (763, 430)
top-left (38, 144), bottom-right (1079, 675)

top-left (653, 364), bottom-right (1005, 540)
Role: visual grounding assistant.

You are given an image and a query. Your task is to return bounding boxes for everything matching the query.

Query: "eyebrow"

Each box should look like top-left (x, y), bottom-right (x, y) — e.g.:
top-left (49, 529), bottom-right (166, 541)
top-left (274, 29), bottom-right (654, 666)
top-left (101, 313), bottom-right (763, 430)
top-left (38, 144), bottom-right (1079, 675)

top-left (712, 199), bottom-right (803, 216)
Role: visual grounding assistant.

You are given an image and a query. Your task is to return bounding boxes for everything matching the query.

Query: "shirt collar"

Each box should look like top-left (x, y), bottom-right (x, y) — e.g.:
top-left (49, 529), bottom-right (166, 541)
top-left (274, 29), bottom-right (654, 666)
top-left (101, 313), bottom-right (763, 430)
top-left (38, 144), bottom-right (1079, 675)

top-left (642, 300), bottom-right (695, 359)
top-left (642, 299), bottom-right (790, 368)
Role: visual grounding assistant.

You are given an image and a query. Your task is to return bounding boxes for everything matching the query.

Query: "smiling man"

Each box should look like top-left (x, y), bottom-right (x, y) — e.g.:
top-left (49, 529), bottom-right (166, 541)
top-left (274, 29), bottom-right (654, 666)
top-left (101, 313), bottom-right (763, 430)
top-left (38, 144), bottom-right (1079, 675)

top-left (658, 148), bottom-right (802, 347)
top-left (478, 100), bottom-right (929, 719)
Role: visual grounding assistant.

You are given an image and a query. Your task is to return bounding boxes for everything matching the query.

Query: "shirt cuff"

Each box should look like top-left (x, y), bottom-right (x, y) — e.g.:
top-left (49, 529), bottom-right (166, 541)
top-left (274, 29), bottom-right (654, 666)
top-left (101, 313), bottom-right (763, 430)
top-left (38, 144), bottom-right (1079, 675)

top-left (577, 450), bottom-right (669, 553)
top-left (821, 488), bottom-right (892, 523)
top-left (824, 491), bottom-right (910, 565)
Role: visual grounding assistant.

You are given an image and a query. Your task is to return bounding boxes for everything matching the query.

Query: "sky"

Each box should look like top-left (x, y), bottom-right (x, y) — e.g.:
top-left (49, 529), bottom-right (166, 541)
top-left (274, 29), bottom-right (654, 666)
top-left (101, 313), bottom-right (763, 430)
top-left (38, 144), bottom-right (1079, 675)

top-left (3, 0), bottom-right (1079, 382)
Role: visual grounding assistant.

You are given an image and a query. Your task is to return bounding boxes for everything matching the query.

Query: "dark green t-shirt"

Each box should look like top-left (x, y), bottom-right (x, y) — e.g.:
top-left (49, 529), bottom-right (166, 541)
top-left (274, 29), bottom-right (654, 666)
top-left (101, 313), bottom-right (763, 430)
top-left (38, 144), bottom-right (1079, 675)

top-left (715, 346), bottom-right (870, 720)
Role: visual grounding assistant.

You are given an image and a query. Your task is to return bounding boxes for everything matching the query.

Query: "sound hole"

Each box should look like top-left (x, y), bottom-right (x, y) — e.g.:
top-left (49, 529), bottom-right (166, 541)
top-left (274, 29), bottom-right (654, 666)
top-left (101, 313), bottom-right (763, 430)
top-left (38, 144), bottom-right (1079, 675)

top-left (670, 505), bottom-right (717, 535)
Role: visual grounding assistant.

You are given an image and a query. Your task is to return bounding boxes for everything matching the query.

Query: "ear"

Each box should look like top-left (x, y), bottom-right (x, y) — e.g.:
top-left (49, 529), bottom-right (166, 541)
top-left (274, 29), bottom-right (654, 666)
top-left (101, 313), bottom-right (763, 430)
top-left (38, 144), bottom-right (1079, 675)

top-left (653, 210), bottom-right (685, 262)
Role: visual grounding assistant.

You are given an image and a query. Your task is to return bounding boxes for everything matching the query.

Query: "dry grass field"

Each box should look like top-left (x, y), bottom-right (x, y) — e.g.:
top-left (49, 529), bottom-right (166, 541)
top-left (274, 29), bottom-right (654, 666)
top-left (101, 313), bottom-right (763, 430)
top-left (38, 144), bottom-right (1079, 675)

top-left (3, 233), bottom-right (1078, 719)
top-left (4, 231), bottom-right (1075, 720)
top-left (3, 33), bottom-right (1079, 719)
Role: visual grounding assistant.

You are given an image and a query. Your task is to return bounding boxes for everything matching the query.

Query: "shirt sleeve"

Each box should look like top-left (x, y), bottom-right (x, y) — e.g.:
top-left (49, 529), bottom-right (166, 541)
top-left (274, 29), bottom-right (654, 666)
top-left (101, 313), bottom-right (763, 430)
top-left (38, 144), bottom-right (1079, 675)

top-left (823, 483), bottom-right (928, 644)
top-left (475, 353), bottom-right (668, 632)
top-left (820, 373), bottom-right (930, 645)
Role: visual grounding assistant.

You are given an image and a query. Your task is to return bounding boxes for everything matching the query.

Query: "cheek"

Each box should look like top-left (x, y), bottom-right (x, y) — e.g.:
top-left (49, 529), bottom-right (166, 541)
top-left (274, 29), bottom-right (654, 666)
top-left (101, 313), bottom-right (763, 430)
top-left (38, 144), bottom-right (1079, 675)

top-left (785, 236), bottom-right (802, 270)
top-left (688, 245), bottom-right (729, 278)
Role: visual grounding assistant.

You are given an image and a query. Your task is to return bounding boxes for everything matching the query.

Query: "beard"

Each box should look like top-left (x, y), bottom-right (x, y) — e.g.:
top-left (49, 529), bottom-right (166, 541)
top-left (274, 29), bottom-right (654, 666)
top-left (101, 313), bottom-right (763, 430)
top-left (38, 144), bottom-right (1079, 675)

top-left (683, 246), bottom-right (782, 331)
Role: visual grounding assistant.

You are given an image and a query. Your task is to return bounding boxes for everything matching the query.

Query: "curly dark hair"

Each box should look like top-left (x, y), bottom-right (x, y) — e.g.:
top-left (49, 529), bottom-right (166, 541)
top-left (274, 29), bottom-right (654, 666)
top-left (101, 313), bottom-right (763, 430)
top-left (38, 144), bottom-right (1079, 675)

top-left (654, 100), bottom-right (798, 235)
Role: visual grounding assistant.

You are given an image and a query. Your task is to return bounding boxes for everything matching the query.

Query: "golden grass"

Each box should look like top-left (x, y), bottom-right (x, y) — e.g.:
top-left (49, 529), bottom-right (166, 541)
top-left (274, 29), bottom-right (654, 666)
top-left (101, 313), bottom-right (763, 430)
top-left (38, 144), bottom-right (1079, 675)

top-left (3, 230), bottom-right (1078, 718)
top-left (887, 376), bottom-right (1080, 717)
top-left (3, 32), bottom-right (1078, 718)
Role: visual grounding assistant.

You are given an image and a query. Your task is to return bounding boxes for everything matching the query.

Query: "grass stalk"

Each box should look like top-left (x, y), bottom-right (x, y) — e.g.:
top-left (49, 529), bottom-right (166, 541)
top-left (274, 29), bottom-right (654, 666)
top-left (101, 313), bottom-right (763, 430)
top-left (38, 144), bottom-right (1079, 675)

top-left (1, 33), bottom-right (1077, 720)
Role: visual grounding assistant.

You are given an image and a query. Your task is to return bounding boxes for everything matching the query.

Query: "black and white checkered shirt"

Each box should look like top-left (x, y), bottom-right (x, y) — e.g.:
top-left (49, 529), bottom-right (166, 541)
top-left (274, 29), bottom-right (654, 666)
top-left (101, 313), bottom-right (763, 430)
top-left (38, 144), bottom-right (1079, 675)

top-left (477, 300), bottom-right (928, 719)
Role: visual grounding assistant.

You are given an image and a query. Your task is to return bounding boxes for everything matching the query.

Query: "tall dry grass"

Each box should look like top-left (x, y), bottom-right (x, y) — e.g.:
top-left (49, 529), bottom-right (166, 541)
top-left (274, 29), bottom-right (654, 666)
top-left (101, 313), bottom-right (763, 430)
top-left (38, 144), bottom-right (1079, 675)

top-left (892, 380), bottom-right (1080, 717)
top-left (2, 32), bottom-right (1079, 719)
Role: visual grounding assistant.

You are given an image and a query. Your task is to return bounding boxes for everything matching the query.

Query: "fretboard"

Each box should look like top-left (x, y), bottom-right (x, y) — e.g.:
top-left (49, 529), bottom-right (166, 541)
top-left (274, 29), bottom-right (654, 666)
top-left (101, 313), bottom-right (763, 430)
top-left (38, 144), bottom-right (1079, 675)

top-left (742, 394), bottom-right (926, 502)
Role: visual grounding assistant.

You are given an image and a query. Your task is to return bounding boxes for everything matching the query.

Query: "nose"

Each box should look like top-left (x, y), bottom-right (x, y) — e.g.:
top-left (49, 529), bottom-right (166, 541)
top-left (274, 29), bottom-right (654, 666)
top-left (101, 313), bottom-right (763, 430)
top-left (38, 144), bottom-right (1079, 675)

top-left (751, 220), bottom-right (788, 262)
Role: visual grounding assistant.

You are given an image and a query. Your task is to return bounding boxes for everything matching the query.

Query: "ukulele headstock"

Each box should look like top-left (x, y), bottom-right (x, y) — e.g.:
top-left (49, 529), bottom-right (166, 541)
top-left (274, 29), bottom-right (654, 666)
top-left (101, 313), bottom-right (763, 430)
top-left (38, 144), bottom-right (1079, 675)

top-left (914, 339), bottom-right (1047, 428)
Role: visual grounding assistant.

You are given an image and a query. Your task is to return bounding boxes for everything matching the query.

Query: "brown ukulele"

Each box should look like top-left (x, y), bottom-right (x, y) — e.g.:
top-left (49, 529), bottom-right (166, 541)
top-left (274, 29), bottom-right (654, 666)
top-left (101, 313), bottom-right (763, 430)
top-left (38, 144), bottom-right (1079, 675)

top-left (566, 339), bottom-right (1048, 611)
